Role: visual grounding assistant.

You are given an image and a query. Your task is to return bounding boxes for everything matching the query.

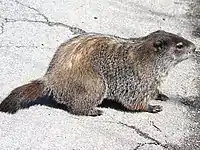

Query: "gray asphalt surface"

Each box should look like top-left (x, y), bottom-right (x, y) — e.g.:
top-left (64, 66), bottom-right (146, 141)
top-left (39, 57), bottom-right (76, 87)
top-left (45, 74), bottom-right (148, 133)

top-left (0, 0), bottom-right (200, 150)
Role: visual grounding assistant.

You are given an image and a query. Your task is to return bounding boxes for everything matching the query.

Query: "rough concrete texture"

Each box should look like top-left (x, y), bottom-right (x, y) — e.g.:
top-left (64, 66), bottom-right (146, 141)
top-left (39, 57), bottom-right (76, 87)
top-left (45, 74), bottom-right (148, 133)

top-left (0, 0), bottom-right (200, 150)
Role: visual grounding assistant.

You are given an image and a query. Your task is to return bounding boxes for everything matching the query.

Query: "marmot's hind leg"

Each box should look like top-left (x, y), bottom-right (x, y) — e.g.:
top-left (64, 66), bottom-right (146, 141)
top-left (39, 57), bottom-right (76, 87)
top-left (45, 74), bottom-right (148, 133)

top-left (123, 101), bottom-right (163, 113)
top-left (62, 79), bottom-right (105, 116)
top-left (73, 108), bottom-right (103, 116)
top-left (68, 96), bottom-right (104, 116)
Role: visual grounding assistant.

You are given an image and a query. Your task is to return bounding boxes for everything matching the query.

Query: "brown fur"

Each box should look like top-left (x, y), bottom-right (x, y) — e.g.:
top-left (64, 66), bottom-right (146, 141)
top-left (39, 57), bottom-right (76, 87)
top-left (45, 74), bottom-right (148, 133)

top-left (0, 80), bottom-right (43, 113)
top-left (0, 30), bottom-right (196, 115)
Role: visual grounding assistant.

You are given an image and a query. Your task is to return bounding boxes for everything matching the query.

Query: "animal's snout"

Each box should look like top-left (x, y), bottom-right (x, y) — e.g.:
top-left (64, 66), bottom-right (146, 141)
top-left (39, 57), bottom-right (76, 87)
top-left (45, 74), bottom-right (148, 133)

top-left (190, 44), bottom-right (196, 53)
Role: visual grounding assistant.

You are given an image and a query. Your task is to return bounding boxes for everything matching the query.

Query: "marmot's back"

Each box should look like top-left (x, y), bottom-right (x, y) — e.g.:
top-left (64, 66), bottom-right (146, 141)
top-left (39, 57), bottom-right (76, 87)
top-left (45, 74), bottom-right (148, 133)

top-left (46, 34), bottom-right (124, 74)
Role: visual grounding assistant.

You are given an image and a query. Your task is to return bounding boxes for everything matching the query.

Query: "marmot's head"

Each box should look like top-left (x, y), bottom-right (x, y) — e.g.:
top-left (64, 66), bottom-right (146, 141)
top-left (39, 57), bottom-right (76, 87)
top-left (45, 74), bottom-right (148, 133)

top-left (131, 30), bottom-right (196, 76)
top-left (150, 30), bottom-right (195, 62)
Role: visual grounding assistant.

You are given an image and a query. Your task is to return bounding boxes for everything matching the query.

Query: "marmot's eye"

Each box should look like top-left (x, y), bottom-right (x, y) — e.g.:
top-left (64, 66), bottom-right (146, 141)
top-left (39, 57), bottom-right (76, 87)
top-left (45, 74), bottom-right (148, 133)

top-left (176, 42), bottom-right (183, 49)
top-left (154, 40), bottom-right (162, 48)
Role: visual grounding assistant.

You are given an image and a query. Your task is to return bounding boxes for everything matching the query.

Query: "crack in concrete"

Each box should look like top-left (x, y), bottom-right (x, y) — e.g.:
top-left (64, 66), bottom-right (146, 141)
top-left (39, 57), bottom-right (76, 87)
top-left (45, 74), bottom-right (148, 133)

top-left (0, 45), bottom-right (53, 49)
top-left (0, 22), bottom-right (4, 35)
top-left (118, 122), bottom-right (168, 149)
top-left (14, 0), bottom-right (49, 23)
top-left (150, 121), bottom-right (162, 132)
top-left (3, 17), bottom-right (86, 35)
top-left (133, 142), bottom-right (159, 150)
top-left (92, 116), bottom-right (171, 149)
top-left (2, 0), bottom-right (87, 35)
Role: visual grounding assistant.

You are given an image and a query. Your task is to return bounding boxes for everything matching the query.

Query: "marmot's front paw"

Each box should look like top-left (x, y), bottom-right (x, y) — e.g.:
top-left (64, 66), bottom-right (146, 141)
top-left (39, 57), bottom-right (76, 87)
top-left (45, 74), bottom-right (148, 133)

top-left (88, 109), bottom-right (103, 116)
top-left (148, 105), bottom-right (163, 113)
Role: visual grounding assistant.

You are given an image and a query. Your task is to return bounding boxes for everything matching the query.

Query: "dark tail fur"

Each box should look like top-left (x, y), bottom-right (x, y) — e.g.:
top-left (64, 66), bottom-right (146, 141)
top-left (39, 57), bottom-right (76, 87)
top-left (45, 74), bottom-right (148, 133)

top-left (0, 80), bottom-right (44, 114)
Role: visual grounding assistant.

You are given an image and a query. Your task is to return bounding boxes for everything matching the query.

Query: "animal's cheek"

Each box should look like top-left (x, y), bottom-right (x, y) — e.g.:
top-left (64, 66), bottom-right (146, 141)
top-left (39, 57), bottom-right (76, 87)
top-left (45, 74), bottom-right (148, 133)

top-left (174, 50), bottom-right (181, 57)
top-left (172, 49), bottom-right (190, 62)
top-left (174, 49), bottom-right (186, 58)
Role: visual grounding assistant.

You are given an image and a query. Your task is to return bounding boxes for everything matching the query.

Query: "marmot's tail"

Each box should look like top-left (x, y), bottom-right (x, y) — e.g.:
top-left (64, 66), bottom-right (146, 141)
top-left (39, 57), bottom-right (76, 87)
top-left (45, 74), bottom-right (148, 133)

top-left (0, 80), bottom-right (44, 114)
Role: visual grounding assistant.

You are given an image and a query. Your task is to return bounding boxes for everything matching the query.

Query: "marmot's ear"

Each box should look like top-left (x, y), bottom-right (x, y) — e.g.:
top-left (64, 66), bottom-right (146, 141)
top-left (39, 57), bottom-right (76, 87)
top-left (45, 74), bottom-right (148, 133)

top-left (153, 40), bottom-right (162, 52)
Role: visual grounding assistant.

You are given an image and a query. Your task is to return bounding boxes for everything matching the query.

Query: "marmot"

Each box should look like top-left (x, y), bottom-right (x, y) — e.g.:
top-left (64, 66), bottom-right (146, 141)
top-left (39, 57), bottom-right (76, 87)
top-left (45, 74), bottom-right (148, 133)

top-left (0, 30), bottom-right (196, 116)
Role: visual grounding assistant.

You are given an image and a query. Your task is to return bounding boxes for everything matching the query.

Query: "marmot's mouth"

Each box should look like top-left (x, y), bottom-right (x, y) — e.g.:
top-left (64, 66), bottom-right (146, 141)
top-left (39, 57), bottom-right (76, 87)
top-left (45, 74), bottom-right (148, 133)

top-left (186, 52), bottom-right (195, 59)
top-left (177, 52), bottom-right (194, 63)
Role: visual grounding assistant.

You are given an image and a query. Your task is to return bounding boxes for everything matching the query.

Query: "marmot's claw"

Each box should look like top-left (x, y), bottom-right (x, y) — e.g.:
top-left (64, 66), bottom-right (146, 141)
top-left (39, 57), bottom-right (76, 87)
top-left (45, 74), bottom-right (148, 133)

top-left (148, 105), bottom-right (163, 113)
top-left (88, 109), bottom-right (103, 116)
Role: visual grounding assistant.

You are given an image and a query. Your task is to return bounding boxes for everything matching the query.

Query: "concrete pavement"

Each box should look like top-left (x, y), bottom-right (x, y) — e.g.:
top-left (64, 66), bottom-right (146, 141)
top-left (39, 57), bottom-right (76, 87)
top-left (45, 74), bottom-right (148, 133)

top-left (0, 0), bottom-right (200, 149)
